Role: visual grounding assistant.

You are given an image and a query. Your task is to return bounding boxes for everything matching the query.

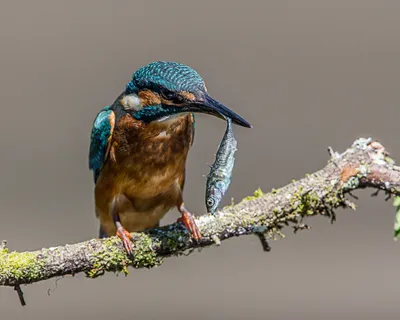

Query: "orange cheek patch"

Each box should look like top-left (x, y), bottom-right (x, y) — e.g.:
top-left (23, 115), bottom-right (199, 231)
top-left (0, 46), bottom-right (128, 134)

top-left (139, 90), bottom-right (161, 106)
top-left (181, 91), bottom-right (196, 101)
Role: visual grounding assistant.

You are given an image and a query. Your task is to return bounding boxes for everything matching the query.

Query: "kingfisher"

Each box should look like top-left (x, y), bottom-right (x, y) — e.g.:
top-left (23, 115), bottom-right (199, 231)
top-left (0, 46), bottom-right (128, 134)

top-left (89, 61), bottom-right (251, 256)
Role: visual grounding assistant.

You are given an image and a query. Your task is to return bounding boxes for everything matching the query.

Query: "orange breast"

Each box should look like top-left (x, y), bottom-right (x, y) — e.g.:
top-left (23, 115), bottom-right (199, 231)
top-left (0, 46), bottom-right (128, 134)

top-left (95, 113), bottom-right (194, 201)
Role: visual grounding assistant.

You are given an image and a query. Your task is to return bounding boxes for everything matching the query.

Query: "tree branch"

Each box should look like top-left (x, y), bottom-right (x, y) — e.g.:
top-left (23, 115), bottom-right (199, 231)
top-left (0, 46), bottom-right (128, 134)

top-left (1, 137), bottom-right (400, 290)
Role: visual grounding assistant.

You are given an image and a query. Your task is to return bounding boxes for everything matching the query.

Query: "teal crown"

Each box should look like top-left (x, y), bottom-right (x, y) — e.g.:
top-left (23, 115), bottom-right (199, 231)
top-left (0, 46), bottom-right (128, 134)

top-left (125, 61), bottom-right (205, 95)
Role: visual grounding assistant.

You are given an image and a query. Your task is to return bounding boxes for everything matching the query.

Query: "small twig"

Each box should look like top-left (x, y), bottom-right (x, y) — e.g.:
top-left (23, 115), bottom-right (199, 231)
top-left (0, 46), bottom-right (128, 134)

top-left (327, 147), bottom-right (340, 168)
top-left (0, 240), bottom-right (7, 250)
top-left (344, 199), bottom-right (357, 211)
top-left (327, 146), bottom-right (335, 158)
top-left (293, 223), bottom-right (311, 234)
top-left (371, 189), bottom-right (380, 197)
top-left (14, 285), bottom-right (26, 306)
top-left (255, 233), bottom-right (271, 252)
top-left (47, 277), bottom-right (61, 296)
top-left (348, 191), bottom-right (359, 200)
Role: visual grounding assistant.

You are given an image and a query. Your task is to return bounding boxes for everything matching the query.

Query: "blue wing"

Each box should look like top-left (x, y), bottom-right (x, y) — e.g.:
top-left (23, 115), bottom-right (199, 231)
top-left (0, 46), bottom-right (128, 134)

top-left (89, 106), bottom-right (115, 183)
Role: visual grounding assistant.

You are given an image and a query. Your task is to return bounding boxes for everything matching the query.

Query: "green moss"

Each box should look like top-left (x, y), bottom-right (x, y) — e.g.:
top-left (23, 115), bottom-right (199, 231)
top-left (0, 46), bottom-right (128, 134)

top-left (242, 188), bottom-right (265, 201)
top-left (272, 207), bottom-right (281, 215)
top-left (86, 237), bottom-right (129, 278)
top-left (166, 236), bottom-right (179, 251)
top-left (0, 249), bottom-right (46, 282)
top-left (288, 187), bottom-right (321, 217)
top-left (254, 188), bottom-right (264, 197)
top-left (385, 156), bottom-right (395, 166)
top-left (86, 234), bottom-right (161, 278)
top-left (393, 196), bottom-right (400, 240)
top-left (132, 233), bottom-right (159, 268)
top-left (267, 229), bottom-right (285, 240)
top-left (166, 231), bottom-right (187, 252)
top-left (286, 183), bottom-right (343, 221)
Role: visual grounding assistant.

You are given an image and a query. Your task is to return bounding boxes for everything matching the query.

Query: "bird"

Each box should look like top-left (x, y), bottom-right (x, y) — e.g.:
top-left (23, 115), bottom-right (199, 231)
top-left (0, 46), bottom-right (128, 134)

top-left (89, 61), bottom-right (251, 256)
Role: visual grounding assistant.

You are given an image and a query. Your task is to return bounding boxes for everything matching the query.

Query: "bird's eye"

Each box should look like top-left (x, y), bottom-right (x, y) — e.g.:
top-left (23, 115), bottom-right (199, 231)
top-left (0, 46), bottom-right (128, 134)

top-left (161, 90), bottom-right (174, 99)
top-left (161, 89), bottom-right (184, 103)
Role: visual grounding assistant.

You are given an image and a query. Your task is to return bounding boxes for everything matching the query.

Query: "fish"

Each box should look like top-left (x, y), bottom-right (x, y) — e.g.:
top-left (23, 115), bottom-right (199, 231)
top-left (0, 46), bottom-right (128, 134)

top-left (205, 116), bottom-right (238, 214)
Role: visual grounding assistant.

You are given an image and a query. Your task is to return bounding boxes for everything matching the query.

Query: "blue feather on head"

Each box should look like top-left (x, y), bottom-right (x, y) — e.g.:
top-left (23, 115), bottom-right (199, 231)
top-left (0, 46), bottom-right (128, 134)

top-left (121, 61), bottom-right (251, 128)
top-left (125, 61), bottom-right (206, 95)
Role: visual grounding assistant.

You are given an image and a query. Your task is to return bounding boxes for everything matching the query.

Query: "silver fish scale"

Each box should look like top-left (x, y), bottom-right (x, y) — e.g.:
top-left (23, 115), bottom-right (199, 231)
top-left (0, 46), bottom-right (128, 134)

top-left (205, 118), bottom-right (238, 214)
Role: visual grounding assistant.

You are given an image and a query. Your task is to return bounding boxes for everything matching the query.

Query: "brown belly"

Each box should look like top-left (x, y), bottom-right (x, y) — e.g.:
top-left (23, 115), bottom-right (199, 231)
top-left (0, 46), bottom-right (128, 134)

top-left (94, 114), bottom-right (193, 236)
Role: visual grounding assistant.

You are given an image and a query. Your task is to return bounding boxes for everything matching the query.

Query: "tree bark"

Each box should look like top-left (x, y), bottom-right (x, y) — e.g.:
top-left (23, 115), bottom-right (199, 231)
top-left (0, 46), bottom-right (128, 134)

top-left (1, 137), bottom-right (399, 290)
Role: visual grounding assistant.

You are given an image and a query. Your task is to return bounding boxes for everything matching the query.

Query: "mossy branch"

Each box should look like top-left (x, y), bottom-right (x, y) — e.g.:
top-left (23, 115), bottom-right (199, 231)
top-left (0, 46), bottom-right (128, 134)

top-left (1, 137), bottom-right (400, 292)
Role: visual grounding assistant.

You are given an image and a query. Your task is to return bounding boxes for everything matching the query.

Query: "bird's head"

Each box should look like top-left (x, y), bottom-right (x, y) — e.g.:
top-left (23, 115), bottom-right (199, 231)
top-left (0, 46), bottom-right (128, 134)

top-left (118, 61), bottom-right (252, 128)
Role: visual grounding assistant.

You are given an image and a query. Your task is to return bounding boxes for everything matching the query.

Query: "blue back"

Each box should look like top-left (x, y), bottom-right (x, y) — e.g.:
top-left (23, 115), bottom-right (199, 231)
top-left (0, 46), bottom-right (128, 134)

top-left (89, 106), bottom-right (115, 182)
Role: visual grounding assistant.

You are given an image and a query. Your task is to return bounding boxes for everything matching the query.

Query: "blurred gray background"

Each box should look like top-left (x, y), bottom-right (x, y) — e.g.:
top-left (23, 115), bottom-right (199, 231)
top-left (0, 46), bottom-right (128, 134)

top-left (0, 0), bottom-right (399, 319)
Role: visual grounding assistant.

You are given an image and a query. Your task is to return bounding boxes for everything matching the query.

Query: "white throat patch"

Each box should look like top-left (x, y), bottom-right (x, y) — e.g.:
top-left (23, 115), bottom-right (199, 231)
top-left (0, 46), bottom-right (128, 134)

top-left (121, 94), bottom-right (142, 110)
top-left (156, 112), bottom-right (190, 124)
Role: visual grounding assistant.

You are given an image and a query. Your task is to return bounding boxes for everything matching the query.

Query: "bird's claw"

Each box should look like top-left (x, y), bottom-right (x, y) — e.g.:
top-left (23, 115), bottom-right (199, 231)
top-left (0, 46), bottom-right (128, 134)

top-left (116, 227), bottom-right (135, 259)
top-left (177, 211), bottom-right (202, 241)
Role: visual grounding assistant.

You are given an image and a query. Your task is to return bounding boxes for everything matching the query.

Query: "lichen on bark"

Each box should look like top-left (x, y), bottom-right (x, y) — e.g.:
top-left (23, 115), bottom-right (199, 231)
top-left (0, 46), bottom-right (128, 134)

top-left (1, 137), bottom-right (400, 293)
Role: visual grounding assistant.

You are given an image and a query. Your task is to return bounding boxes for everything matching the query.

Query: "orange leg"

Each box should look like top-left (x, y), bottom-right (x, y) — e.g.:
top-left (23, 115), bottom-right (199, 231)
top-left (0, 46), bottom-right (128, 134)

top-left (111, 194), bottom-right (134, 258)
top-left (115, 219), bottom-right (134, 258)
top-left (177, 203), bottom-right (202, 241)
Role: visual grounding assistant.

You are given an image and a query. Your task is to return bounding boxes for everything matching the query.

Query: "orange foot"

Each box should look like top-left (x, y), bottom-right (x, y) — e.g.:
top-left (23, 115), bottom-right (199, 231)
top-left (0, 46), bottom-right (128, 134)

top-left (116, 226), bottom-right (134, 258)
top-left (177, 207), bottom-right (202, 241)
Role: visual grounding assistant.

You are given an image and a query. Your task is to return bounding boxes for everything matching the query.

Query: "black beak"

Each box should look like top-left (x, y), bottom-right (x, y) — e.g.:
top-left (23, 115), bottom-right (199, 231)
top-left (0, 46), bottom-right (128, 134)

top-left (184, 94), bottom-right (252, 128)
